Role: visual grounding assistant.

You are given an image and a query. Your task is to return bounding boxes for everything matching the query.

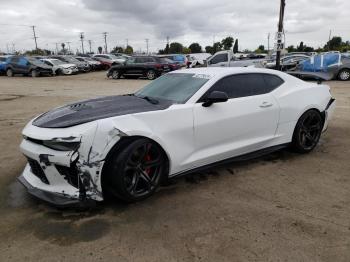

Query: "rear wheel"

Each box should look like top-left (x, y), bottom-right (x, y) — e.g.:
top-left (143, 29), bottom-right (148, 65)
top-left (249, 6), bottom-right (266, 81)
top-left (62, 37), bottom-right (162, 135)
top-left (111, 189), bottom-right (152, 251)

top-left (111, 70), bottom-right (121, 79)
top-left (146, 70), bottom-right (156, 80)
top-left (6, 68), bottom-right (13, 77)
top-left (31, 70), bottom-right (39, 77)
top-left (104, 138), bottom-right (166, 202)
top-left (291, 110), bottom-right (323, 153)
top-left (338, 69), bottom-right (350, 81)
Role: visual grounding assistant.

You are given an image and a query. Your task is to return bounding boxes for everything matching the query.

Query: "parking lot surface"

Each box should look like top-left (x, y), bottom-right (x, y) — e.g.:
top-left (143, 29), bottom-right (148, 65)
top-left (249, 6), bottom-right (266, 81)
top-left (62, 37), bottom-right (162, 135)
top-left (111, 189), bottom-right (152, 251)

top-left (0, 72), bottom-right (349, 262)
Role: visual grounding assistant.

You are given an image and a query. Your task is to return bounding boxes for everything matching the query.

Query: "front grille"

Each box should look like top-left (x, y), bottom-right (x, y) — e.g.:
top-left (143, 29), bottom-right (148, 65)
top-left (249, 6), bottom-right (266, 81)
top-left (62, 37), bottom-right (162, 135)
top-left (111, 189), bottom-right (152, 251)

top-left (55, 164), bottom-right (79, 188)
top-left (27, 158), bottom-right (50, 184)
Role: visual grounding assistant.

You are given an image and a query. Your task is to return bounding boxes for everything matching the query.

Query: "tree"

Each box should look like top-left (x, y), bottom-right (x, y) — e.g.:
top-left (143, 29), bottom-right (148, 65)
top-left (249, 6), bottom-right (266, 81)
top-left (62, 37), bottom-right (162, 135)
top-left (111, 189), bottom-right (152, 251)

top-left (183, 47), bottom-right (191, 54)
top-left (124, 45), bottom-right (133, 55)
top-left (287, 45), bottom-right (296, 52)
top-left (205, 45), bottom-right (214, 54)
top-left (98, 46), bottom-right (103, 54)
top-left (112, 46), bottom-right (124, 53)
top-left (221, 36), bottom-right (234, 50)
top-left (188, 43), bottom-right (202, 53)
top-left (213, 42), bottom-right (223, 53)
top-left (326, 36), bottom-right (342, 50)
top-left (169, 42), bottom-right (183, 53)
top-left (297, 41), bottom-right (304, 52)
top-left (233, 39), bottom-right (238, 53)
top-left (255, 45), bottom-right (266, 54)
top-left (61, 43), bottom-right (66, 54)
top-left (165, 43), bottom-right (170, 54)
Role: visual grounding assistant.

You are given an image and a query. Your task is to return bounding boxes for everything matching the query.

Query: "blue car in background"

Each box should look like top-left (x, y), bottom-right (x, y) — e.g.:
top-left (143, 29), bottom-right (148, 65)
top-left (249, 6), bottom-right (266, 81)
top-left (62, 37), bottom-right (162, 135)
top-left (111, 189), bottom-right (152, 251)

top-left (0, 56), bottom-right (10, 74)
top-left (157, 54), bottom-right (188, 67)
top-left (288, 52), bottom-right (350, 81)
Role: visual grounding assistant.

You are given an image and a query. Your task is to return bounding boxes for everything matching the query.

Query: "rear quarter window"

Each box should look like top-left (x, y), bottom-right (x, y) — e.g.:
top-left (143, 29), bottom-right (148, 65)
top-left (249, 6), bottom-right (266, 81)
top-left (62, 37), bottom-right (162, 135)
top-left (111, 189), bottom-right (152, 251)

top-left (262, 74), bottom-right (284, 92)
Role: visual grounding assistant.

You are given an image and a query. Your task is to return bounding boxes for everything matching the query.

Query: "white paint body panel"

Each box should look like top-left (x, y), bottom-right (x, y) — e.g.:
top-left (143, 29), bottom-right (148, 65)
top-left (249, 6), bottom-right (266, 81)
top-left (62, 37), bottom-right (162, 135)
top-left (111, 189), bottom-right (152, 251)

top-left (19, 67), bottom-right (335, 202)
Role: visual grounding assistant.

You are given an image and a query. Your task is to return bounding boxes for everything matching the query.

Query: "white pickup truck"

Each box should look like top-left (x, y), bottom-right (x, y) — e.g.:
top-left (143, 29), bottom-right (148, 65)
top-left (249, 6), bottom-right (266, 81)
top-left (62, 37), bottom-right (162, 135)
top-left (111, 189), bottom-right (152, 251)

top-left (206, 50), bottom-right (265, 68)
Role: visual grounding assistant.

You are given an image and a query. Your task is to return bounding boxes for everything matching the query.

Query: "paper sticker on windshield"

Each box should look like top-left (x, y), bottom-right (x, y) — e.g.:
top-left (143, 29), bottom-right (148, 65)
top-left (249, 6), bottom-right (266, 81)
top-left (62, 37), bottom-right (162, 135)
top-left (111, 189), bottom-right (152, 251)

top-left (193, 74), bottom-right (211, 79)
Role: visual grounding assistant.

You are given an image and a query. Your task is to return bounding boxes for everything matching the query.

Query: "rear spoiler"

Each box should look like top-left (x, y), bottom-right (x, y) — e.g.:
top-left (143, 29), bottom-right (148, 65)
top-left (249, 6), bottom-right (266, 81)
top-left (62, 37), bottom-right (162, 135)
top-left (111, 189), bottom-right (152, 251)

top-left (286, 71), bottom-right (334, 81)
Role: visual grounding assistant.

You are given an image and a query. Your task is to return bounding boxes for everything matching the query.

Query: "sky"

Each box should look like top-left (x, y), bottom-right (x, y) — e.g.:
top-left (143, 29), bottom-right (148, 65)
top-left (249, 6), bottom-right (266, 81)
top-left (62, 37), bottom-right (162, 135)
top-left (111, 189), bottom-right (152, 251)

top-left (0, 0), bottom-right (349, 54)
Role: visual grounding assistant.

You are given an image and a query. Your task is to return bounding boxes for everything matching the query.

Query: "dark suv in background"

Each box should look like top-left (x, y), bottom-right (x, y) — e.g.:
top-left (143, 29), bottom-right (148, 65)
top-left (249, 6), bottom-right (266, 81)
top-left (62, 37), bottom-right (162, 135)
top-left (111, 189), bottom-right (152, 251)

top-left (107, 56), bottom-right (170, 80)
top-left (5, 56), bottom-right (53, 77)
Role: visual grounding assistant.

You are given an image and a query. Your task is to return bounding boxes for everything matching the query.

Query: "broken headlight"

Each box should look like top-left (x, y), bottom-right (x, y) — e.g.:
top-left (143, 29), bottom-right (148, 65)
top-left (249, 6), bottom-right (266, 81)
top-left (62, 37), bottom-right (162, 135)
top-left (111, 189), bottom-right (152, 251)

top-left (42, 141), bottom-right (80, 151)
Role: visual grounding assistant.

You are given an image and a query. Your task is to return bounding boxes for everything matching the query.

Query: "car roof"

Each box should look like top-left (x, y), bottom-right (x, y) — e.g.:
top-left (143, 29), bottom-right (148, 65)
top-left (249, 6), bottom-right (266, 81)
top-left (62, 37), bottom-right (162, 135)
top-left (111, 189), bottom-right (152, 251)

top-left (172, 67), bottom-right (284, 77)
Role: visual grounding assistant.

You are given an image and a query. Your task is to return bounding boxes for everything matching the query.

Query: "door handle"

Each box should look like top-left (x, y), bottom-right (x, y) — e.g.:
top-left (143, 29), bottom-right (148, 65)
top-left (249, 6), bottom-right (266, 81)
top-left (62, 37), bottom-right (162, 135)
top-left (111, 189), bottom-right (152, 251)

top-left (259, 101), bottom-right (273, 108)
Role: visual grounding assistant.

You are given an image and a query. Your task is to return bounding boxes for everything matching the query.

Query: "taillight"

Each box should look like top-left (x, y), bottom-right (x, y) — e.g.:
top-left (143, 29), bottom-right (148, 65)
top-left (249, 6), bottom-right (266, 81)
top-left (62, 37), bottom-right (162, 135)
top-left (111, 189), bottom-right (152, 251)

top-left (155, 64), bottom-right (162, 69)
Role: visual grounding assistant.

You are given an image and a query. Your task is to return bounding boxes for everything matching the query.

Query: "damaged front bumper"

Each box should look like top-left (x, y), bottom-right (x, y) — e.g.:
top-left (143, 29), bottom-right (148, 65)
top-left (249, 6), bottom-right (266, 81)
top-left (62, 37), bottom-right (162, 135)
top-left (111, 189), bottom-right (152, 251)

top-left (18, 174), bottom-right (96, 208)
top-left (18, 120), bottom-right (122, 208)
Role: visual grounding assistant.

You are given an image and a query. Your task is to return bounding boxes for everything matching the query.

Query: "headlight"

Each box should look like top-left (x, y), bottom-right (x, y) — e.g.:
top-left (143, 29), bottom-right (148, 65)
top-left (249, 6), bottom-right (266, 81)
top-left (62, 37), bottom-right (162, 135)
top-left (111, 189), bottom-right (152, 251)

top-left (42, 141), bottom-right (80, 151)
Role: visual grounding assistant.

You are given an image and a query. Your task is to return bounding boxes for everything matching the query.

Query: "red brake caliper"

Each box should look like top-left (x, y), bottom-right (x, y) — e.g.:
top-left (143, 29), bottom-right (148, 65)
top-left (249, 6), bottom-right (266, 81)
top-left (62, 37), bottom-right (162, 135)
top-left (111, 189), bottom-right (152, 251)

top-left (145, 154), bottom-right (151, 175)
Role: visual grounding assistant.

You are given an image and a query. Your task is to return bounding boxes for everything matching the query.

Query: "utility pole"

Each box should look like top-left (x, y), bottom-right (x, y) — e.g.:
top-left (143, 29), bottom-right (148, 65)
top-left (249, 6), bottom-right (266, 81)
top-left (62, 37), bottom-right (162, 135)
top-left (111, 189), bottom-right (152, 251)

top-left (55, 43), bottom-right (59, 54)
top-left (145, 38), bottom-right (149, 54)
top-left (31, 25), bottom-right (38, 50)
top-left (103, 32), bottom-right (108, 53)
top-left (125, 39), bottom-right (129, 48)
top-left (88, 40), bottom-right (92, 53)
top-left (12, 43), bottom-right (15, 53)
top-left (6, 43), bottom-right (9, 54)
top-left (80, 32), bottom-right (85, 54)
top-left (275, 0), bottom-right (286, 70)
top-left (267, 33), bottom-right (270, 54)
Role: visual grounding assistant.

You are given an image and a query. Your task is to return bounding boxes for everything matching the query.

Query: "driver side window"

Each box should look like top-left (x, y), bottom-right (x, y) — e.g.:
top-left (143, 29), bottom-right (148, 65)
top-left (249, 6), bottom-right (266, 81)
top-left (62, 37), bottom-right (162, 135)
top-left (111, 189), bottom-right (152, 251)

top-left (199, 74), bottom-right (268, 101)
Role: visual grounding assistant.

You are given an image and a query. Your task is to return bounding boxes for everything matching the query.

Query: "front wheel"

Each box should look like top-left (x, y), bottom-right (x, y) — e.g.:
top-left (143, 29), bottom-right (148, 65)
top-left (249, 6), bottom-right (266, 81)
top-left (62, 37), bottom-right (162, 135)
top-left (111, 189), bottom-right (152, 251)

top-left (104, 139), bottom-right (166, 202)
top-left (291, 110), bottom-right (323, 153)
top-left (338, 69), bottom-right (350, 81)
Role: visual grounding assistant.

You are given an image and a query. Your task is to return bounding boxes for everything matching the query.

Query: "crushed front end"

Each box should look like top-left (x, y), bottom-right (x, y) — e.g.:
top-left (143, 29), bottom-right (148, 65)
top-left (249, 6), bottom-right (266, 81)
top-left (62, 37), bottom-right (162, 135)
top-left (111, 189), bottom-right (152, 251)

top-left (18, 119), bottom-right (121, 208)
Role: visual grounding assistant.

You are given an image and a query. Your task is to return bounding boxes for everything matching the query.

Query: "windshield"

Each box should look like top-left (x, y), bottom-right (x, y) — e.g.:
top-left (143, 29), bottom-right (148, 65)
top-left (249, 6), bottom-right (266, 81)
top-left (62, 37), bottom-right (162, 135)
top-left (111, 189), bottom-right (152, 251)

top-left (49, 59), bottom-right (65, 65)
top-left (27, 57), bottom-right (47, 66)
top-left (64, 57), bottom-right (80, 63)
top-left (135, 73), bottom-right (209, 103)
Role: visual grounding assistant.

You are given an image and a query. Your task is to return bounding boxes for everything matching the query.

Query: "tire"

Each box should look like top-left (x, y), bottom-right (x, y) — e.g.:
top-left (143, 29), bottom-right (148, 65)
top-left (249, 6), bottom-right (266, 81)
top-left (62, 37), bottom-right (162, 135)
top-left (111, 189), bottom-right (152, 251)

top-left (146, 69), bottom-right (156, 80)
top-left (104, 138), bottom-right (166, 202)
top-left (291, 109), bottom-right (323, 153)
top-left (6, 68), bottom-right (13, 77)
top-left (31, 70), bottom-right (39, 77)
top-left (338, 69), bottom-right (350, 81)
top-left (56, 69), bottom-right (63, 76)
top-left (111, 70), bottom-right (121, 79)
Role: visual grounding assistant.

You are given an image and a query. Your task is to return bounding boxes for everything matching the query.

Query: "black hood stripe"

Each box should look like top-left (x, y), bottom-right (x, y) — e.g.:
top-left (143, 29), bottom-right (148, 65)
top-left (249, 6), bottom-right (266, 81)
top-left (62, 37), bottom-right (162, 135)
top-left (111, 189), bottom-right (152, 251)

top-left (33, 95), bottom-right (173, 128)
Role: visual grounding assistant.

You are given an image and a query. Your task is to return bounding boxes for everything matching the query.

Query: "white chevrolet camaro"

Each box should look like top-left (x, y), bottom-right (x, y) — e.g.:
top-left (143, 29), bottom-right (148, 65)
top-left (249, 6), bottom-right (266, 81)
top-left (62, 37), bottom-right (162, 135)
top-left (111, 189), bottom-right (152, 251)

top-left (19, 67), bottom-right (336, 207)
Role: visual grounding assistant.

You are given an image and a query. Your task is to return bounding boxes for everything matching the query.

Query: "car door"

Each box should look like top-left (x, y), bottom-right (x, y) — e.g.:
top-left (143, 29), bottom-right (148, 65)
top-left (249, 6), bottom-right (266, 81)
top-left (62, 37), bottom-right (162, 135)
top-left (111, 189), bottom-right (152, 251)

top-left (124, 57), bottom-right (140, 75)
top-left (191, 73), bottom-right (281, 167)
top-left (17, 57), bottom-right (30, 74)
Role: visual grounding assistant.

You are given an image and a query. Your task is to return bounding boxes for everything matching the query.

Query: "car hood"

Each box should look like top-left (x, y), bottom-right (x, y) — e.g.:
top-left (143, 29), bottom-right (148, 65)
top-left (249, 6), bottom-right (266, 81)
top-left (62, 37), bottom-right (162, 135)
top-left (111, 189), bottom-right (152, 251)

top-left (32, 95), bottom-right (173, 128)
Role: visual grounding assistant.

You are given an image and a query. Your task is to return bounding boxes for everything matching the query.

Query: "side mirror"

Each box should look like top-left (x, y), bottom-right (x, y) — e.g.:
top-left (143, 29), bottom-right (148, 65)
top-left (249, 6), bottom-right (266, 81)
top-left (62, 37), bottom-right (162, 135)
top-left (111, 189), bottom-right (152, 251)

top-left (202, 91), bottom-right (228, 107)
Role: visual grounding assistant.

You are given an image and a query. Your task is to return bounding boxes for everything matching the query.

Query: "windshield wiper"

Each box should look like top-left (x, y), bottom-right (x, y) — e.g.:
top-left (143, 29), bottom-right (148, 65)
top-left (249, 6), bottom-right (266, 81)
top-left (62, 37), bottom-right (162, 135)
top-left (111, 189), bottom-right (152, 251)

top-left (139, 95), bottom-right (159, 104)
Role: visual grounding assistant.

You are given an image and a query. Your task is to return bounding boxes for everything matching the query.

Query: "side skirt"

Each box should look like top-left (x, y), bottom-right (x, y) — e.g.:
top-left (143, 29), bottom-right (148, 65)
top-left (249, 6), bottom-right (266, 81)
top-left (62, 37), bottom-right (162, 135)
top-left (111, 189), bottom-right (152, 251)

top-left (171, 143), bottom-right (290, 179)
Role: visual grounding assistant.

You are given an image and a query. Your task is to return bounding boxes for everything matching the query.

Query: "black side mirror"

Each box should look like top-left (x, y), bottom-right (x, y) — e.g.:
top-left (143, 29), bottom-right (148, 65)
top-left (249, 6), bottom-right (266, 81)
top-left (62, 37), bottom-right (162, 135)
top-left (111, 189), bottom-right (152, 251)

top-left (202, 91), bottom-right (229, 107)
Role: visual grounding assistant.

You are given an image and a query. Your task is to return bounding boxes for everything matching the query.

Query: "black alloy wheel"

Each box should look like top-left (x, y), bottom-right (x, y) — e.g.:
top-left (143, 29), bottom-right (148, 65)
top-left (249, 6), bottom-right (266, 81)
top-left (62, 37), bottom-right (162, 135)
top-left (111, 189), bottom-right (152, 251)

top-left (105, 138), bottom-right (165, 202)
top-left (292, 110), bottom-right (323, 153)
